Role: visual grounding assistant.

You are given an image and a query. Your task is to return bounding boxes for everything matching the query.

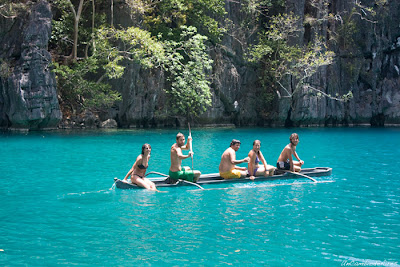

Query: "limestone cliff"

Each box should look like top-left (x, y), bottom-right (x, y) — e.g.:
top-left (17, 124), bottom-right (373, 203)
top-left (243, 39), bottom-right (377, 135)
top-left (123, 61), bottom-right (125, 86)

top-left (0, 1), bottom-right (61, 130)
top-left (1, 0), bottom-right (399, 130)
top-left (288, 0), bottom-right (400, 126)
top-left (113, 0), bottom-right (400, 128)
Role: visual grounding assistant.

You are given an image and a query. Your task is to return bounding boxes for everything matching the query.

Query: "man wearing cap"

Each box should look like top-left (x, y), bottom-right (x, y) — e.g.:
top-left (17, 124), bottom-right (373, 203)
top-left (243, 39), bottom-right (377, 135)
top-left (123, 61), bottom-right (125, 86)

top-left (219, 139), bottom-right (250, 179)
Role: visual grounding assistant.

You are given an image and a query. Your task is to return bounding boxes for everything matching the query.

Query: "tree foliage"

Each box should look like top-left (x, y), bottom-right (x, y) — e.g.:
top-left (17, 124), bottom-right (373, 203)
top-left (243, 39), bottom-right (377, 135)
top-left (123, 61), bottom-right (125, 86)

top-left (163, 26), bottom-right (213, 116)
top-left (248, 13), bottom-right (335, 98)
top-left (246, 1), bottom-right (374, 102)
top-left (0, 1), bottom-right (27, 18)
top-left (142, 0), bottom-right (226, 43)
top-left (52, 58), bottom-right (121, 112)
top-left (93, 25), bottom-right (213, 117)
top-left (50, 0), bottom-right (217, 118)
top-left (48, 0), bottom-right (383, 120)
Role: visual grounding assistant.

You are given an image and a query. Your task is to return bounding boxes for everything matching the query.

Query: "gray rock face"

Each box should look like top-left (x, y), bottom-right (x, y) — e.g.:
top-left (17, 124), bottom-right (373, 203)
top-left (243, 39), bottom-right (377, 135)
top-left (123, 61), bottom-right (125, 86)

top-left (113, 65), bottom-right (167, 128)
top-left (114, 0), bottom-right (400, 127)
top-left (288, 0), bottom-right (400, 126)
top-left (1, 0), bottom-right (399, 129)
top-left (113, 0), bottom-right (264, 127)
top-left (0, 1), bottom-right (61, 130)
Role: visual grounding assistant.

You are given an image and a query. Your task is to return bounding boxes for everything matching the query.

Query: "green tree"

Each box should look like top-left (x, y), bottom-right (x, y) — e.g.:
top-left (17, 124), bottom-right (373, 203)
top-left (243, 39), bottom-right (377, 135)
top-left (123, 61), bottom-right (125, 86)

top-left (52, 0), bottom-right (86, 61)
top-left (163, 26), bottom-right (213, 117)
top-left (52, 58), bottom-right (121, 113)
top-left (94, 25), bottom-right (213, 118)
top-left (50, 0), bottom-right (217, 118)
top-left (142, 0), bottom-right (226, 43)
top-left (51, 0), bottom-right (121, 113)
top-left (248, 9), bottom-right (353, 102)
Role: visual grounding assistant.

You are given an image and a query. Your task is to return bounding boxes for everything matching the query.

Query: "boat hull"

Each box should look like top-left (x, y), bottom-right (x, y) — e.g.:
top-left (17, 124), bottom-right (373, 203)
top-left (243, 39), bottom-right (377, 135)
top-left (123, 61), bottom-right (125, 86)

top-left (113, 167), bottom-right (332, 190)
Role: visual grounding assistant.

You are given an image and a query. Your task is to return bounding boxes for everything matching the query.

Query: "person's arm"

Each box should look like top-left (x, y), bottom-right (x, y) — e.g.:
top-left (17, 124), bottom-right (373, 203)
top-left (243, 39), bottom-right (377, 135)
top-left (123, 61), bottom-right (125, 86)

top-left (248, 151), bottom-right (255, 179)
top-left (123, 162), bottom-right (135, 181)
top-left (176, 147), bottom-right (193, 160)
top-left (124, 155), bottom-right (142, 180)
top-left (235, 166), bottom-right (247, 171)
top-left (230, 152), bottom-right (249, 165)
top-left (232, 154), bottom-right (249, 172)
top-left (288, 148), bottom-right (295, 172)
top-left (181, 136), bottom-right (192, 150)
top-left (232, 159), bottom-right (247, 164)
top-left (259, 151), bottom-right (269, 176)
top-left (293, 150), bottom-right (304, 165)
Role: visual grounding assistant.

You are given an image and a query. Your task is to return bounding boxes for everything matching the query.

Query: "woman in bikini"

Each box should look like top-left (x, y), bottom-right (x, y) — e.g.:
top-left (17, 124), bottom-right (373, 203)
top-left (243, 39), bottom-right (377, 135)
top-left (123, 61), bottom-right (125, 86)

top-left (123, 143), bottom-right (158, 191)
top-left (247, 140), bottom-right (275, 180)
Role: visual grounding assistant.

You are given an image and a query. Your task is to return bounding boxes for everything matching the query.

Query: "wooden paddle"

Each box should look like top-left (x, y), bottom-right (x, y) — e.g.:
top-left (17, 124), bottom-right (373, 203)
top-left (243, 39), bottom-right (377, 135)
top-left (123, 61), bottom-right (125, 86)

top-left (179, 179), bottom-right (204, 190)
top-left (284, 170), bottom-right (317, 182)
top-left (188, 123), bottom-right (194, 170)
top-left (145, 171), bottom-right (169, 177)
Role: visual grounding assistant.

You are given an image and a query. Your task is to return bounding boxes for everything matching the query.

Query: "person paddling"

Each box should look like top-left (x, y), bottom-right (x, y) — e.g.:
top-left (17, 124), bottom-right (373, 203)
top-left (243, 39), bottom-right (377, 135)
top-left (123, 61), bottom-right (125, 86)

top-left (276, 133), bottom-right (304, 172)
top-left (169, 133), bottom-right (201, 182)
top-left (123, 144), bottom-right (158, 191)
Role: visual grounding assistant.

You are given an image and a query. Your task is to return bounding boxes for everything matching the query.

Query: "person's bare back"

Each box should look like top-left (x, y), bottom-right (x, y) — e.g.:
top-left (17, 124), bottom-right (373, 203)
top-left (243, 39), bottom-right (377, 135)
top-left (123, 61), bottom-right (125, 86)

top-left (218, 139), bottom-right (249, 179)
top-left (219, 147), bottom-right (236, 173)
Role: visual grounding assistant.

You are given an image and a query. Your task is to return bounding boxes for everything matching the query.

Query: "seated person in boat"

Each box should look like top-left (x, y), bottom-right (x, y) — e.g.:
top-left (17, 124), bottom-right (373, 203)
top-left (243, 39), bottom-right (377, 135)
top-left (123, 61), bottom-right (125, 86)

top-left (123, 143), bottom-right (158, 191)
top-left (169, 133), bottom-right (201, 182)
top-left (247, 140), bottom-right (275, 180)
top-left (219, 139), bottom-right (249, 179)
top-left (276, 133), bottom-right (304, 172)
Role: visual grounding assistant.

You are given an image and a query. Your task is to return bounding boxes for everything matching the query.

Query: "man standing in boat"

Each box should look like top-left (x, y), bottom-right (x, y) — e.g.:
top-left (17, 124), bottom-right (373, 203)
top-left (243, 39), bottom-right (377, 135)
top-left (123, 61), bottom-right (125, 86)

top-left (219, 139), bottom-right (250, 179)
top-left (169, 133), bottom-right (201, 182)
top-left (276, 133), bottom-right (304, 172)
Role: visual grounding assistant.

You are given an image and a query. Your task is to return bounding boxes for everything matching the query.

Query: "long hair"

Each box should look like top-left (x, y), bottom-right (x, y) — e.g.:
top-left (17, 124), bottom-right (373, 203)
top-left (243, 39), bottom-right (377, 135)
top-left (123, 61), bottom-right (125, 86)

top-left (290, 133), bottom-right (299, 145)
top-left (141, 143), bottom-right (151, 155)
top-left (253, 140), bottom-right (261, 155)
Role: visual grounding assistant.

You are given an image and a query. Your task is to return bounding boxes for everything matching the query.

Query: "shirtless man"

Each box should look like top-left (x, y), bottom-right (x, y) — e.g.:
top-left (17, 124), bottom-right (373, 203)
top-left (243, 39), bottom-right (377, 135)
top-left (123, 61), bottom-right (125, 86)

top-left (276, 133), bottom-right (304, 172)
top-left (219, 139), bottom-right (250, 179)
top-left (169, 132), bottom-right (201, 182)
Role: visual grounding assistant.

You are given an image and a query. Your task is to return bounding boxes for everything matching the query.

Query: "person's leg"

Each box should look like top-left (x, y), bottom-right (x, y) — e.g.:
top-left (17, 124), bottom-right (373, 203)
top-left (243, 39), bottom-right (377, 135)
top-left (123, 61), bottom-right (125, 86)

top-left (194, 170), bottom-right (201, 177)
top-left (255, 166), bottom-right (265, 176)
top-left (132, 176), bottom-right (154, 190)
top-left (239, 170), bottom-right (247, 178)
top-left (193, 170), bottom-right (201, 182)
top-left (266, 164), bottom-right (276, 176)
top-left (144, 178), bottom-right (158, 190)
top-left (221, 170), bottom-right (242, 179)
top-left (293, 161), bottom-right (302, 172)
top-left (183, 167), bottom-right (201, 178)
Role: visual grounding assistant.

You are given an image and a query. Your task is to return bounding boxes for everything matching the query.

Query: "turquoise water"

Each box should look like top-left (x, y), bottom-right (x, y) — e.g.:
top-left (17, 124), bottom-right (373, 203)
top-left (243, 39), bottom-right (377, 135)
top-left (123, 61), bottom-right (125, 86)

top-left (1, 127), bottom-right (399, 266)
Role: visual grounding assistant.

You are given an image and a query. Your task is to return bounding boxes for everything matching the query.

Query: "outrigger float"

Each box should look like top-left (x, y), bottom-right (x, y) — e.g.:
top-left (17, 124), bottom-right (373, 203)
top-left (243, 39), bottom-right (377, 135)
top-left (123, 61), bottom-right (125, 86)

top-left (113, 167), bottom-right (332, 190)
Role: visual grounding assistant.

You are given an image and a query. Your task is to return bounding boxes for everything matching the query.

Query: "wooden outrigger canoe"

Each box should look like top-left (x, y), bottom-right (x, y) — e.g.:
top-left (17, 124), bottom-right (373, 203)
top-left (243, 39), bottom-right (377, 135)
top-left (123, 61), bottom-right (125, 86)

top-left (113, 167), bottom-right (332, 190)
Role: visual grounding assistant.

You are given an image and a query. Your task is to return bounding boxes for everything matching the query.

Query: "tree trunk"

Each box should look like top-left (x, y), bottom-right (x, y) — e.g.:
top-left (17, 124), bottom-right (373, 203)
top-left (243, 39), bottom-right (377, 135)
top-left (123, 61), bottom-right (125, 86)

top-left (68, 0), bottom-right (85, 61)
top-left (111, 0), bottom-right (114, 28)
